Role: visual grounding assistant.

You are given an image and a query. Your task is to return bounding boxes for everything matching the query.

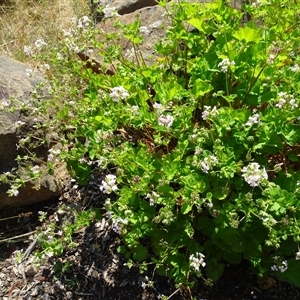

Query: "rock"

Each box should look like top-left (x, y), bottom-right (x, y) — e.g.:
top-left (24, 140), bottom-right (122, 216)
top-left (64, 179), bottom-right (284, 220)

top-left (107, 0), bottom-right (159, 15)
top-left (25, 264), bottom-right (38, 277)
top-left (0, 55), bottom-right (43, 172)
top-left (0, 55), bottom-right (67, 209)
top-left (85, 0), bottom-right (245, 73)
top-left (90, 0), bottom-right (160, 23)
top-left (97, 5), bottom-right (168, 66)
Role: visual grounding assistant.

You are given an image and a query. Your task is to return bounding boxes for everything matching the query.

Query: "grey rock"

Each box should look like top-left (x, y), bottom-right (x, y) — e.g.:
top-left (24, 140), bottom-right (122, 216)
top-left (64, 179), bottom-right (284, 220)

top-left (0, 55), bottom-right (43, 172)
top-left (90, 0), bottom-right (161, 23)
top-left (25, 264), bottom-right (38, 277)
top-left (0, 55), bottom-right (67, 209)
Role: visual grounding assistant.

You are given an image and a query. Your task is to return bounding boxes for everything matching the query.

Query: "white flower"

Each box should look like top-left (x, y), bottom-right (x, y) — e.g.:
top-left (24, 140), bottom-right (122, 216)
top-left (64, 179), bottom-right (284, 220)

top-left (109, 86), bottom-right (129, 102)
top-left (24, 45), bottom-right (33, 56)
top-left (103, 5), bottom-right (119, 18)
top-left (218, 58), bottom-right (235, 73)
top-left (111, 217), bottom-right (128, 234)
top-left (268, 53), bottom-right (276, 64)
top-left (34, 39), bottom-right (47, 52)
top-left (125, 47), bottom-right (135, 59)
top-left (189, 252), bottom-right (206, 272)
top-left (140, 26), bottom-right (150, 35)
top-left (241, 162), bottom-right (268, 187)
top-left (8, 188), bottom-right (19, 197)
top-left (245, 113), bottom-right (261, 126)
top-left (14, 121), bottom-right (25, 128)
top-left (150, 21), bottom-right (162, 29)
top-left (141, 281), bottom-right (147, 289)
top-left (57, 53), bottom-right (63, 60)
top-left (25, 68), bottom-right (33, 77)
top-left (271, 257), bottom-right (288, 273)
top-left (202, 105), bottom-right (218, 120)
top-left (290, 64), bottom-right (300, 72)
top-left (252, 0), bottom-right (262, 8)
top-left (289, 98), bottom-right (298, 109)
top-left (275, 92), bottom-right (297, 109)
top-left (158, 114), bottom-right (174, 128)
top-left (132, 105), bottom-right (139, 115)
top-left (77, 16), bottom-right (91, 29)
top-left (277, 97), bottom-right (287, 106)
top-left (40, 64), bottom-right (50, 73)
top-left (100, 174), bottom-right (118, 194)
top-left (146, 191), bottom-right (159, 206)
top-left (153, 102), bottom-right (164, 114)
top-left (201, 155), bottom-right (218, 173)
top-left (47, 148), bottom-right (61, 163)
top-left (31, 165), bottom-right (41, 175)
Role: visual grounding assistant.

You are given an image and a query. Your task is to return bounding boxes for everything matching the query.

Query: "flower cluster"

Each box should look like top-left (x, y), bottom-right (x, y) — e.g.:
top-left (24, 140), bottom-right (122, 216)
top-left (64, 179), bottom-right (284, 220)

top-left (200, 155), bottom-right (218, 173)
top-left (245, 113), bottom-right (261, 126)
top-left (100, 174), bottom-right (118, 194)
top-left (202, 105), bottom-right (218, 121)
top-left (111, 217), bottom-right (128, 235)
top-left (252, 0), bottom-right (262, 8)
top-left (141, 276), bottom-right (154, 290)
top-left (140, 26), bottom-right (150, 35)
top-left (241, 162), bottom-right (268, 187)
top-left (102, 5), bottom-right (119, 18)
top-left (25, 68), bottom-right (33, 77)
top-left (77, 16), bottom-right (91, 30)
top-left (124, 47), bottom-right (135, 59)
top-left (153, 102), bottom-right (164, 114)
top-left (131, 105), bottom-right (139, 115)
top-left (7, 186), bottom-right (19, 197)
top-left (109, 86), bottom-right (129, 102)
top-left (48, 148), bottom-right (61, 163)
top-left (158, 114), bottom-right (174, 128)
top-left (30, 165), bottom-right (41, 175)
top-left (189, 252), bottom-right (206, 272)
top-left (275, 92), bottom-right (298, 109)
top-left (152, 102), bottom-right (174, 128)
top-left (290, 64), bottom-right (300, 72)
top-left (146, 191), bottom-right (159, 206)
top-left (271, 256), bottom-right (288, 273)
top-left (24, 39), bottom-right (47, 56)
top-left (218, 58), bottom-right (235, 73)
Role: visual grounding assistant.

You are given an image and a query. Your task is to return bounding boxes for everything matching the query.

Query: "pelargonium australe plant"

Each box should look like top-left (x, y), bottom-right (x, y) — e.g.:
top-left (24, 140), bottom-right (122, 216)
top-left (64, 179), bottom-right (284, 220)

top-left (21, 0), bottom-right (300, 289)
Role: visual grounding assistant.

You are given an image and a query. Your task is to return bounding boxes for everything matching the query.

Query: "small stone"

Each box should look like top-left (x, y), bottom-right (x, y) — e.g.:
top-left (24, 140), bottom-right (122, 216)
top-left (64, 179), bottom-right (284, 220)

top-left (25, 265), bottom-right (38, 277)
top-left (41, 293), bottom-right (51, 299)
top-left (66, 291), bottom-right (73, 299)
top-left (30, 286), bottom-right (39, 296)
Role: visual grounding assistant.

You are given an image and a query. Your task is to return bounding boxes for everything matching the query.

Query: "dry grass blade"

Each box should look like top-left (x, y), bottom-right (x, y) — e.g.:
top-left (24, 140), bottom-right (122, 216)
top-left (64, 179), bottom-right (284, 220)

top-left (0, 0), bottom-right (89, 64)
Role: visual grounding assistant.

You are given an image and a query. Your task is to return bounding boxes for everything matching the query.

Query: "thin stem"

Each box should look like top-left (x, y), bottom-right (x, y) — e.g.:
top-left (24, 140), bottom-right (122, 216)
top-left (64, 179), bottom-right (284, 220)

top-left (0, 231), bottom-right (36, 244)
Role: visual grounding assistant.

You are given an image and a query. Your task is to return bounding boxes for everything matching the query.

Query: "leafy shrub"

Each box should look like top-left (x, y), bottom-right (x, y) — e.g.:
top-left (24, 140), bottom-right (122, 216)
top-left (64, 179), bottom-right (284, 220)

top-left (19, 0), bottom-right (300, 289)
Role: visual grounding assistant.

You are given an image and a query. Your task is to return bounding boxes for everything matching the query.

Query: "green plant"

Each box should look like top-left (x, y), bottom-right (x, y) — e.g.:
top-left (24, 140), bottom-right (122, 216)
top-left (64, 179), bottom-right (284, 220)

top-left (17, 0), bottom-right (300, 291)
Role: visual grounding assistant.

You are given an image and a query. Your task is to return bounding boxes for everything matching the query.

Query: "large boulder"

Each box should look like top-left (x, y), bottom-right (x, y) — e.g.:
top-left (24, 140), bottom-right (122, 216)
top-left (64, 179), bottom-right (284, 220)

top-left (0, 55), bottom-right (66, 209)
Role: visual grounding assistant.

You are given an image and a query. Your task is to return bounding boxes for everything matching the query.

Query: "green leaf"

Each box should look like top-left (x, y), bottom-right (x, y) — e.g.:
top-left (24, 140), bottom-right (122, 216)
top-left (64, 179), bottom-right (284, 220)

top-left (132, 245), bottom-right (148, 262)
top-left (269, 202), bottom-right (281, 212)
top-left (206, 258), bottom-right (225, 281)
top-left (232, 26), bottom-right (262, 43)
top-left (288, 152), bottom-right (299, 163)
top-left (181, 201), bottom-right (193, 214)
top-left (196, 216), bottom-right (214, 236)
top-left (191, 79), bottom-right (213, 98)
top-left (184, 221), bottom-right (194, 238)
top-left (187, 18), bottom-right (205, 33)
